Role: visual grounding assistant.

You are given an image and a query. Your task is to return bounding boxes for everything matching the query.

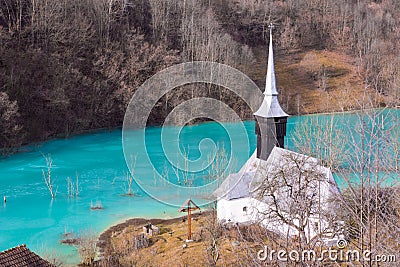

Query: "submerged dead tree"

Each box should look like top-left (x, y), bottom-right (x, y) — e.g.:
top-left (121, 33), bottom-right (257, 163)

top-left (123, 155), bottom-right (137, 196)
top-left (42, 153), bottom-right (57, 199)
top-left (66, 172), bottom-right (80, 198)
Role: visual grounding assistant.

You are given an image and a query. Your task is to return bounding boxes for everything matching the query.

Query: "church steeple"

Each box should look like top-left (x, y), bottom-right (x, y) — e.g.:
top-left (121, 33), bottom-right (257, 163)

top-left (254, 24), bottom-right (289, 160)
top-left (265, 23), bottom-right (278, 96)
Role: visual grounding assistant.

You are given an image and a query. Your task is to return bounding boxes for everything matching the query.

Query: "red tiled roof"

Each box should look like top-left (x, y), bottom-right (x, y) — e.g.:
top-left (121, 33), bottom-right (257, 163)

top-left (0, 245), bottom-right (56, 267)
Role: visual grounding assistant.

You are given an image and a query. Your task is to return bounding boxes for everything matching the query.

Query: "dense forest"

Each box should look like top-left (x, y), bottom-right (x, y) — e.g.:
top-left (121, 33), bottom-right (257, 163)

top-left (0, 0), bottom-right (399, 153)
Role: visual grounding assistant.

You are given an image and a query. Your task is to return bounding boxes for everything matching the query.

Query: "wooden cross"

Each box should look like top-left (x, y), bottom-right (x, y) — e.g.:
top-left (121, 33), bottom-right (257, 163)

top-left (179, 199), bottom-right (200, 241)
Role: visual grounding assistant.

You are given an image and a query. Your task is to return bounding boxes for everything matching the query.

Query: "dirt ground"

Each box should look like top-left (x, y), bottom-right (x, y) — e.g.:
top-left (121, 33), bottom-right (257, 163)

top-left (248, 47), bottom-right (380, 115)
top-left (97, 211), bottom-right (262, 267)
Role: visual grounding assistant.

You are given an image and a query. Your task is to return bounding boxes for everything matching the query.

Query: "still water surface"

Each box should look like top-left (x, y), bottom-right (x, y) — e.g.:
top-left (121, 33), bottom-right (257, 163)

top-left (0, 109), bottom-right (398, 265)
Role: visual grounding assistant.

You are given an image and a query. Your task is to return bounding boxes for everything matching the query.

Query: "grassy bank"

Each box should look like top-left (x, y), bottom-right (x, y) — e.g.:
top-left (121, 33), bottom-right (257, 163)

top-left (96, 211), bottom-right (261, 267)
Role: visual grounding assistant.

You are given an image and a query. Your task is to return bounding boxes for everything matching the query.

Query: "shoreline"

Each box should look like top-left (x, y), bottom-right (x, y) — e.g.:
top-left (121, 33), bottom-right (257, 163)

top-left (4, 107), bottom-right (399, 157)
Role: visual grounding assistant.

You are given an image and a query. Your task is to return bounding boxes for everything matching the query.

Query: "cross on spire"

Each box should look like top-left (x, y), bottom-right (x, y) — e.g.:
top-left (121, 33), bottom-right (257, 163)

top-left (265, 22), bottom-right (278, 96)
top-left (268, 22), bottom-right (275, 34)
top-left (253, 22), bottom-right (289, 160)
top-left (253, 22), bottom-right (288, 118)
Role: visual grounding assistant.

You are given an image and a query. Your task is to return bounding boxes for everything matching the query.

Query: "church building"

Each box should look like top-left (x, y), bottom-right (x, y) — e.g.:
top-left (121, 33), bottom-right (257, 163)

top-left (213, 25), bottom-right (341, 244)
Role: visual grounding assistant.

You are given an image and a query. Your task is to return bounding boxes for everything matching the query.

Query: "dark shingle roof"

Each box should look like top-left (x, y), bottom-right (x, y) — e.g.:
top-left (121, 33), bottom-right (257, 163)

top-left (0, 245), bottom-right (56, 267)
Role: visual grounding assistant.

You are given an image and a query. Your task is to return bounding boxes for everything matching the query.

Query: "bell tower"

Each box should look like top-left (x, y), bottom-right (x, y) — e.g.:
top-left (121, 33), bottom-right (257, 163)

top-left (254, 23), bottom-right (289, 160)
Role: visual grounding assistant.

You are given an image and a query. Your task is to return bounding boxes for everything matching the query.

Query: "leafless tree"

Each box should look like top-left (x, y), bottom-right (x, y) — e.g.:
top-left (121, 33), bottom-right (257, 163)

top-left (0, 91), bottom-right (23, 153)
top-left (76, 230), bottom-right (98, 266)
top-left (66, 172), bottom-right (80, 198)
top-left (42, 153), bottom-right (57, 199)
top-left (37, 245), bottom-right (64, 267)
top-left (293, 114), bottom-right (347, 171)
top-left (122, 155), bottom-right (137, 196)
top-left (180, 0), bottom-right (253, 68)
top-left (293, 91), bottom-right (400, 265)
top-left (335, 106), bottom-right (400, 265)
top-left (253, 152), bottom-right (334, 250)
top-left (201, 209), bottom-right (223, 266)
top-left (207, 144), bottom-right (230, 183)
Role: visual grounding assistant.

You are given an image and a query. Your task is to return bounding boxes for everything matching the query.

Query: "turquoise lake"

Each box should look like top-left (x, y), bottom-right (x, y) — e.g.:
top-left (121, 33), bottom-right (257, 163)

top-left (0, 109), bottom-right (398, 265)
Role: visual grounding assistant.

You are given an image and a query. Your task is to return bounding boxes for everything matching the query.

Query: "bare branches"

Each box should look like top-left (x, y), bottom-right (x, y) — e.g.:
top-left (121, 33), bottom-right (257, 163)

top-left (179, 0), bottom-right (254, 68)
top-left (201, 210), bottom-right (223, 266)
top-left (66, 172), bottom-right (80, 198)
top-left (122, 155), bottom-right (137, 196)
top-left (207, 144), bottom-right (230, 184)
top-left (294, 105), bottom-right (400, 261)
top-left (76, 230), bottom-right (98, 266)
top-left (253, 151), bottom-right (332, 249)
top-left (293, 114), bottom-right (347, 171)
top-left (0, 92), bottom-right (23, 154)
top-left (42, 153), bottom-right (57, 199)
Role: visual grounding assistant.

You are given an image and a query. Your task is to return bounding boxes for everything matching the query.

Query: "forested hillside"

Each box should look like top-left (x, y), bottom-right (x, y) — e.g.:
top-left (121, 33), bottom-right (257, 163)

top-left (0, 0), bottom-right (399, 152)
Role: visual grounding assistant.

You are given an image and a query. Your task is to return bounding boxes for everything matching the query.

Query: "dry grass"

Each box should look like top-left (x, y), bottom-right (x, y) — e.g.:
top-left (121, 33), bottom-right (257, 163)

top-left (249, 47), bottom-right (378, 115)
top-left (97, 208), bottom-right (400, 266)
top-left (98, 212), bottom-right (263, 267)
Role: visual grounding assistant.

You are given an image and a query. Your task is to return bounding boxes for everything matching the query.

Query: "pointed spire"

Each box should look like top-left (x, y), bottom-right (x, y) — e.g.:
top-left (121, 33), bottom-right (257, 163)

top-left (265, 23), bottom-right (278, 96)
top-left (254, 23), bottom-right (288, 118)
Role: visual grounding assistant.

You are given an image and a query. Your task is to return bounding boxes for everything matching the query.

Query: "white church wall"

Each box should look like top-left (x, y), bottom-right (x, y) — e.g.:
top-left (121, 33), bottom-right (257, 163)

top-left (217, 196), bottom-right (335, 242)
top-left (217, 198), bottom-right (252, 223)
